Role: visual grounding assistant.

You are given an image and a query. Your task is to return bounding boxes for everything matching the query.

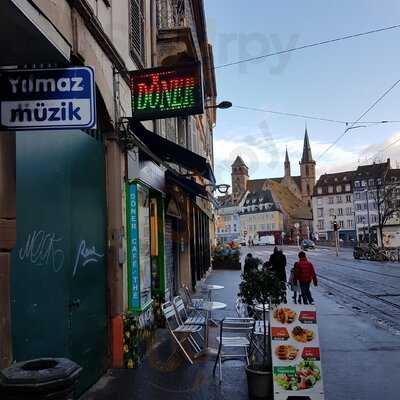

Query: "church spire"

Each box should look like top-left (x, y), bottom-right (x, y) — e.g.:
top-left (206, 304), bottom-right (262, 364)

top-left (284, 147), bottom-right (291, 178)
top-left (301, 125), bottom-right (314, 163)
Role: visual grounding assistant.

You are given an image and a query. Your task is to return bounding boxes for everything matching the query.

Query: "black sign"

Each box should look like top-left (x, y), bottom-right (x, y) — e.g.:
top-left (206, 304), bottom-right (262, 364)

top-left (129, 63), bottom-right (204, 121)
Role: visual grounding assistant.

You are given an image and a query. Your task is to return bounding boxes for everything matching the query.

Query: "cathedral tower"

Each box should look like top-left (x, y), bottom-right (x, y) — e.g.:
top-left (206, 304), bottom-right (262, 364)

top-left (299, 127), bottom-right (316, 206)
top-left (284, 147), bottom-right (291, 179)
top-left (231, 156), bottom-right (249, 205)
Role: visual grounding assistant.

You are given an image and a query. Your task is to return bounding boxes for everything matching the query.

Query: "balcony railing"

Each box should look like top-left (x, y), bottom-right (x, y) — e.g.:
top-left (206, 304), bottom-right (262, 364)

top-left (156, 0), bottom-right (201, 58)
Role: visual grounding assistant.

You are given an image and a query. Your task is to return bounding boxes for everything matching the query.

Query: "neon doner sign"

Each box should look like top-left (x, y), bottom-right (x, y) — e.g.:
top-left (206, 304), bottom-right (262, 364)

top-left (129, 63), bottom-right (204, 121)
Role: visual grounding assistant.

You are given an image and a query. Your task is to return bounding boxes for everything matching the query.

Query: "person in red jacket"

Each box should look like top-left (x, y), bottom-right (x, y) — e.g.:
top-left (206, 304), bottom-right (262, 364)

top-left (294, 251), bottom-right (318, 305)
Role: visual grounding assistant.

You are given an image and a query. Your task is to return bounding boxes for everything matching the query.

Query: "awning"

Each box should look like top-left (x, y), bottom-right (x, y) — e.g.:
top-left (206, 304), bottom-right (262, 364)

top-left (166, 170), bottom-right (209, 200)
top-left (130, 120), bottom-right (215, 183)
top-left (0, 1), bottom-right (70, 65)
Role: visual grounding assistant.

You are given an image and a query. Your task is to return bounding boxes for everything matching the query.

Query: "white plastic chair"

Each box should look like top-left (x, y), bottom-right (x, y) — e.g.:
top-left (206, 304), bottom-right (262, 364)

top-left (161, 301), bottom-right (203, 364)
top-left (213, 317), bottom-right (254, 383)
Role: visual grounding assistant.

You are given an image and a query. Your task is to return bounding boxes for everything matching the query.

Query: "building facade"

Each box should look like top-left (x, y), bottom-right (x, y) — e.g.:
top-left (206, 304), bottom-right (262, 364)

top-left (312, 171), bottom-right (356, 241)
top-left (239, 190), bottom-right (284, 244)
top-left (216, 130), bottom-right (315, 244)
top-left (0, 0), bottom-right (216, 393)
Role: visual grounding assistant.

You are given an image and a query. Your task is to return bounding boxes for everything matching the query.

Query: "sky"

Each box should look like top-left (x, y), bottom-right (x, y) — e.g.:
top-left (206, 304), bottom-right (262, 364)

top-left (204, 0), bottom-right (400, 186)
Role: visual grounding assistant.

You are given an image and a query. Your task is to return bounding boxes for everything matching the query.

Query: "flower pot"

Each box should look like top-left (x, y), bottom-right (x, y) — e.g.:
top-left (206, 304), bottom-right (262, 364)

top-left (245, 365), bottom-right (273, 400)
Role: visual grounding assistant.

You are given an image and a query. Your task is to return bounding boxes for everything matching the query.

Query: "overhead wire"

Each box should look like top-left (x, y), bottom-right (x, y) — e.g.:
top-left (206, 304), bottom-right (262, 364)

top-left (317, 78), bottom-right (400, 160)
top-left (214, 24), bottom-right (400, 69)
top-left (232, 105), bottom-right (400, 126)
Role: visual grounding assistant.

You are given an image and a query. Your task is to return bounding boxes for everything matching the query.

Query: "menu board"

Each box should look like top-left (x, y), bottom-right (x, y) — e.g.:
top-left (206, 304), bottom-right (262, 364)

top-left (270, 303), bottom-right (324, 400)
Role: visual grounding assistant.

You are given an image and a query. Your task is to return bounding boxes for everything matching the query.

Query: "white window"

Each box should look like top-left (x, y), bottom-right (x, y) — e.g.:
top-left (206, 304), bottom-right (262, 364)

top-left (345, 184), bottom-right (351, 191)
top-left (355, 192), bottom-right (361, 200)
top-left (354, 181), bottom-right (361, 188)
top-left (329, 208), bottom-right (334, 216)
top-left (317, 198), bottom-right (323, 206)
top-left (328, 186), bottom-right (334, 193)
top-left (317, 208), bottom-right (323, 217)
top-left (317, 187), bottom-right (322, 194)
top-left (336, 185), bottom-right (342, 193)
top-left (317, 220), bottom-right (324, 230)
top-left (361, 180), bottom-right (367, 187)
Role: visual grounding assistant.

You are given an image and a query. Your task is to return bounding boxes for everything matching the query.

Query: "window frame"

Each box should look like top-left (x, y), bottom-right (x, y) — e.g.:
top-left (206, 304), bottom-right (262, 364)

top-left (129, 0), bottom-right (146, 67)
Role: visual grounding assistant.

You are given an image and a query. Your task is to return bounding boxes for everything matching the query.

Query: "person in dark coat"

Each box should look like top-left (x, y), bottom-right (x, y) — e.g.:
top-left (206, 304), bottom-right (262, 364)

top-left (269, 247), bottom-right (287, 303)
top-left (244, 253), bottom-right (259, 274)
top-left (269, 247), bottom-right (287, 283)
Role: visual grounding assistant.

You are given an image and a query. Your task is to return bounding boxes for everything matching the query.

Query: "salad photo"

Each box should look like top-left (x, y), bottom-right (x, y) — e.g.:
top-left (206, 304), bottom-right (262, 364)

top-left (274, 360), bottom-right (321, 391)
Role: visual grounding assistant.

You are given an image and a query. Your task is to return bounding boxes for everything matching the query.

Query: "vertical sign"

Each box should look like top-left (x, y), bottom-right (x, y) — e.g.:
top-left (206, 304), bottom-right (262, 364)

top-left (270, 303), bottom-right (325, 399)
top-left (127, 183), bottom-right (140, 309)
top-left (0, 67), bottom-right (96, 129)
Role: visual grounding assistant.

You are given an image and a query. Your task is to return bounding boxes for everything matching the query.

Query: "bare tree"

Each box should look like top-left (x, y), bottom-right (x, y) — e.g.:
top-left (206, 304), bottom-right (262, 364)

top-left (371, 174), bottom-right (400, 248)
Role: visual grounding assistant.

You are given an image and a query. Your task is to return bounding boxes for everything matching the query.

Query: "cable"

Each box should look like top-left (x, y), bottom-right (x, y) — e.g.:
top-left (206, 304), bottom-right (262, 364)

top-left (233, 105), bottom-right (346, 124)
top-left (367, 136), bottom-right (400, 162)
top-left (317, 78), bottom-right (400, 160)
top-left (214, 24), bottom-right (400, 70)
top-left (232, 105), bottom-right (400, 126)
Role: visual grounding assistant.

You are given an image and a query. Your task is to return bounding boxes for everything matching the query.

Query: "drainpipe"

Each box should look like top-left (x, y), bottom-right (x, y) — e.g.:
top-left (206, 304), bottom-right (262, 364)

top-left (0, 131), bottom-right (16, 368)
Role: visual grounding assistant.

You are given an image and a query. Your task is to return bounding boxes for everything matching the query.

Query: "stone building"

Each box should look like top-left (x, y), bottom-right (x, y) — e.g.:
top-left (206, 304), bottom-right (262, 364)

top-left (312, 171), bottom-right (355, 241)
top-left (217, 128), bottom-right (314, 243)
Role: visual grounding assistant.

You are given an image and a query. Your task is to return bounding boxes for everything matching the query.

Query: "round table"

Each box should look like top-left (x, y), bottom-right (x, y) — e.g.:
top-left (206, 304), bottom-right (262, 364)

top-left (194, 301), bottom-right (227, 357)
top-left (206, 284), bottom-right (224, 291)
top-left (195, 300), bottom-right (226, 312)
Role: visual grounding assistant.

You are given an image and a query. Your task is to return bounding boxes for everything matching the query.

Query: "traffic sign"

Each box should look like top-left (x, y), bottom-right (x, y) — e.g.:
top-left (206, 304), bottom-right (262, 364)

top-left (0, 67), bottom-right (96, 130)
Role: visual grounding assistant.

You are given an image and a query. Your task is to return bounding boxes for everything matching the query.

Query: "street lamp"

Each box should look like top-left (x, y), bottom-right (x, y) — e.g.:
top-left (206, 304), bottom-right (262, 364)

top-left (206, 183), bottom-right (230, 194)
top-left (205, 101), bottom-right (233, 110)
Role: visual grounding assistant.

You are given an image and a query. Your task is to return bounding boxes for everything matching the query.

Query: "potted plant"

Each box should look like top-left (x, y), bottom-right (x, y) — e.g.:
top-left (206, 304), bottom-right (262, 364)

top-left (212, 242), bottom-right (241, 270)
top-left (239, 263), bottom-right (286, 399)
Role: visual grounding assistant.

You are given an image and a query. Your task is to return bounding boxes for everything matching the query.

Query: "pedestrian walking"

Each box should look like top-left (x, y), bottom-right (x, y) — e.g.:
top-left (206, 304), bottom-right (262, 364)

top-left (269, 247), bottom-right (287, 283)
top-left (243, 253), bottom-right (259, 274)
top-left (294, 251), bottom-right (318, 305)
top-left (269, 247), bottom-right (287, 303)
top-left (288, 267), bottom-right (302, 304)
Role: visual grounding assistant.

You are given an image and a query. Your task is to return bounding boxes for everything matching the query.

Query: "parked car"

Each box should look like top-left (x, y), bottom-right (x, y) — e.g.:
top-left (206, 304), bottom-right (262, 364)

top-left (301, 239), bottom-right (315, 250)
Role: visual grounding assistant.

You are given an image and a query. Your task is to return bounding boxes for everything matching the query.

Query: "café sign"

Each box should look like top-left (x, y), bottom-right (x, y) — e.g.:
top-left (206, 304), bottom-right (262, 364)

top-left (0, 67), bottom-right (96, 129)
top-left (129, 63), bottom-right (204, 121)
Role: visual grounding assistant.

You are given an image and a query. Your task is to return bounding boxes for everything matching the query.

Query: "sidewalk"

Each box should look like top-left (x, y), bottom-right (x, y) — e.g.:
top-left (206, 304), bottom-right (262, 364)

top-left (81, 270), bottom-right (248, 400)
top-left (81, 269), bottom-right (400, 400)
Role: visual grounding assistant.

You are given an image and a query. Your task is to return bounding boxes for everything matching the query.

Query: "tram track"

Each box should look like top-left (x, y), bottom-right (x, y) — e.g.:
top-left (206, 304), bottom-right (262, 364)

top-left (318, 274), bottom-right (400, 311)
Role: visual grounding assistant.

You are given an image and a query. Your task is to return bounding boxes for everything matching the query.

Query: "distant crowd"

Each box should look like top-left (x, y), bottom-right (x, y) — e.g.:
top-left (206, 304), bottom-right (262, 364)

top-left (244, 247), bottom-right (318, 305)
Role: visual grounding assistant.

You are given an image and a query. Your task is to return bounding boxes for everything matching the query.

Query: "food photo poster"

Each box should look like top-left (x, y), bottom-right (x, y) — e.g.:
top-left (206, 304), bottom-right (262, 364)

top-left (270, 302), bottom-right (325, 400)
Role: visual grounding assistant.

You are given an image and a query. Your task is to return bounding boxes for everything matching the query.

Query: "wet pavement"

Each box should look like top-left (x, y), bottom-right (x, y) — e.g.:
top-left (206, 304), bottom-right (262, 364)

top-left (81, 270), bottom-right (249, 400)
top-left (82, 246), bottom-right (400, 400)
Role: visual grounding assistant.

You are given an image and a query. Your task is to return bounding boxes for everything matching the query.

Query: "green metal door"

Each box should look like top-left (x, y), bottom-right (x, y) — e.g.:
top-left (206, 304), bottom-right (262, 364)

top-left (11, 130), bottom-right (107, 393)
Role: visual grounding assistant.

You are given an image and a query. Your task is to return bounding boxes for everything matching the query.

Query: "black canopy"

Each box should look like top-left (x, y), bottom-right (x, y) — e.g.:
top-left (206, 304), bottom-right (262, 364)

top-left (130, 120), bottom-right (215, 184)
